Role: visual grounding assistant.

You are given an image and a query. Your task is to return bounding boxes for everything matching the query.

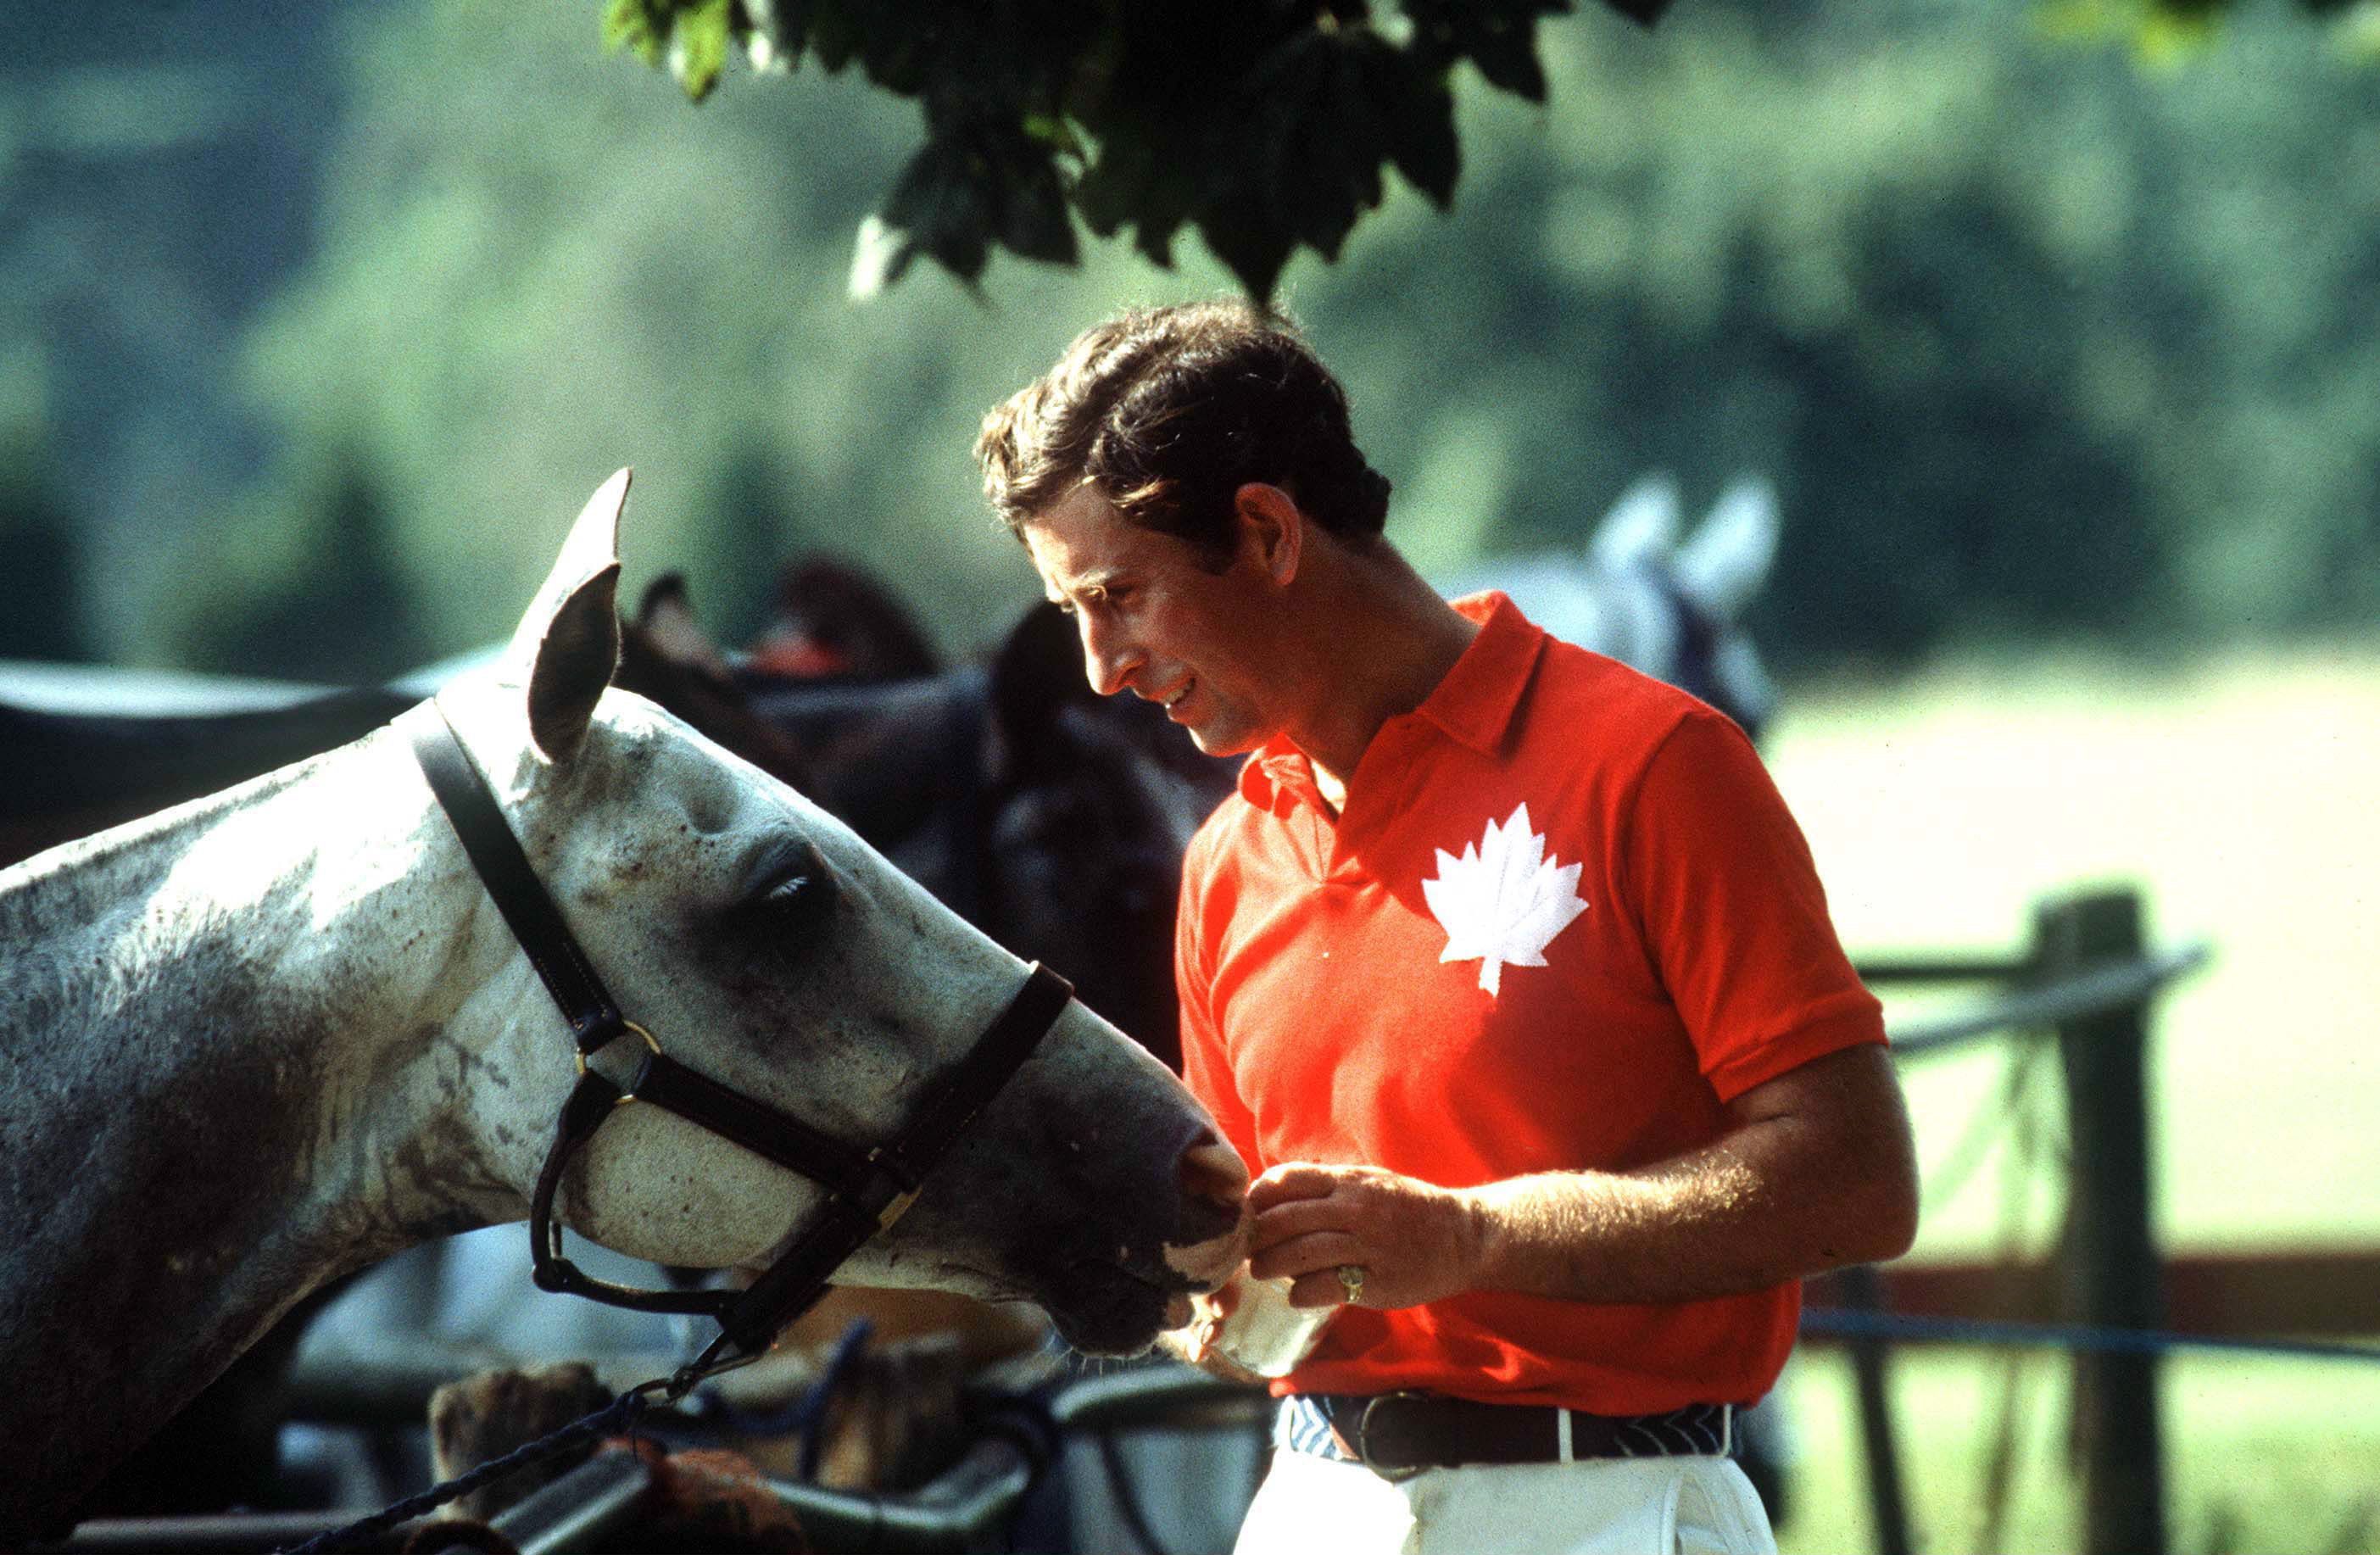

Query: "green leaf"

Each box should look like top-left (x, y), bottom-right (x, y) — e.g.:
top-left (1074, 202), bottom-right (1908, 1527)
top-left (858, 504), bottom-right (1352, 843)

top-left (1401, 0), bottom-right (1569, 98)
top-left (1196, 190), bottom-right (1296, 304)
top-left (1465, 21), bottom-right (1548, 101)
top-left (1073, 141), bottom-right (1147, 237)
top-left (882, 134), bottom-right (995, 281)
top-left (808, 5), bottom-right (864, 72)
top-left (1133, 218), bottom-right (1182, 270)
top-left (1079, 127), bottom-right (1196, 262)
top-left (1287, 62), bottom-right (1383, 258)
top-left (671, 0), bottom-right (733, 102)
top-left (857, 14), bottom-right (937, 96)
top-left (588, 0), bottom-right (1552, 294)
top-left (1021, 111), bottom-right (1084, 157)
top-left (1000, 156), bottom-right (1079, 265)
top-left (1374, 47), bottom-right (1458, 205)
top-left (600, 0), bottom-right (667, 65)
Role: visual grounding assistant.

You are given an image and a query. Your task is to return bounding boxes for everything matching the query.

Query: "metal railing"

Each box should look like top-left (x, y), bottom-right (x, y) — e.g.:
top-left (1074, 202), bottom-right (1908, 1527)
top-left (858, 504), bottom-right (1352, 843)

top-left (43, 1362), bottom-right (1269, 1555)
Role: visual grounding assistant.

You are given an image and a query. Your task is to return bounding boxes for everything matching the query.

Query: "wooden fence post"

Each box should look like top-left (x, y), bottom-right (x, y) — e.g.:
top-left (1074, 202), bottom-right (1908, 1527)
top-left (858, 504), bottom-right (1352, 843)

top-left (1837, 1262), bottom-right (1915, 1555)
top-left (2037, 887), bottom-right (2166, 1555)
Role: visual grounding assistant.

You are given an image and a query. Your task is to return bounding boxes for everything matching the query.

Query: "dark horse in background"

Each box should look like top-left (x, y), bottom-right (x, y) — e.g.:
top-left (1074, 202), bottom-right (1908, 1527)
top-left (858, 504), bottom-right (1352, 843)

top-left (720, 588), bottom-right (1231, 1069)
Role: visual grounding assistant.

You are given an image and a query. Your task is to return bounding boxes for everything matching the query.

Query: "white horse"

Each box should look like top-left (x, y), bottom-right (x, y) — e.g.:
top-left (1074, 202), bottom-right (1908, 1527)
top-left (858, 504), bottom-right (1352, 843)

top-left (0, 473), bottom-right (1249, 1541)
top-left (1434, 474), bottom-right (1782, 739)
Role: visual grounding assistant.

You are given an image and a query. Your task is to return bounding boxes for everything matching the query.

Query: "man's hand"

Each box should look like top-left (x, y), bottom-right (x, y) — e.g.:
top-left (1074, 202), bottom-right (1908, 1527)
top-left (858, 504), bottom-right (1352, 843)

top-left (1245, 1162), bottom-right (1485, 1310)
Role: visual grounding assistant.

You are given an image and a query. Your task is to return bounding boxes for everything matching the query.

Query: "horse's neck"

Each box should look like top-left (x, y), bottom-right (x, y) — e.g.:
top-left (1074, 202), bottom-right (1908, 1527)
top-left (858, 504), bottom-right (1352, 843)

top-left (0, 734), bottom-right (518, 1530)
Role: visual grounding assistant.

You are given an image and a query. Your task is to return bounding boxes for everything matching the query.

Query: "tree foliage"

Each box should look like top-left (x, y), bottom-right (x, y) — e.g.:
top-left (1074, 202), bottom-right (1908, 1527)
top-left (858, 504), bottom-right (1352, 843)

top-left (2047, 0), bottom-right (2380, 65)
top-left (15, 0), bottom-right (2380, 677)
top-left (597, 0), bottom-right (1667, 301)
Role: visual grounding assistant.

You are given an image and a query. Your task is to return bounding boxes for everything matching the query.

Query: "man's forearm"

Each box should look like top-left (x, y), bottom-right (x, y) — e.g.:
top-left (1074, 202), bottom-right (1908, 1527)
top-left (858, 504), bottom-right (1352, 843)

top-left (1463, 1056), bottom-right (1920, 1305)
top-left (1245, 1045), bottom-right (1920, 1312)
top-left (1463, 1142), bottom-right (1887, 1305)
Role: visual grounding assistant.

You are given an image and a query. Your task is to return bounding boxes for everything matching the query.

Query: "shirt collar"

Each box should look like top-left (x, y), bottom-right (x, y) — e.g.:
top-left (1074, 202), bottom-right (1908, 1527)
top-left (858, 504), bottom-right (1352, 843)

top-left (1415, 591), bottom-right (1542, 755)
top-left (1235, 592), bottom-right (1545, 811)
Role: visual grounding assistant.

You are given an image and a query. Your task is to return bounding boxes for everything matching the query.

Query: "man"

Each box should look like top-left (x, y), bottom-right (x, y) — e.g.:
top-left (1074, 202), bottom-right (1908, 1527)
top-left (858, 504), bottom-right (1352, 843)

top-left (976, 301), bottom-right (1917, 1555)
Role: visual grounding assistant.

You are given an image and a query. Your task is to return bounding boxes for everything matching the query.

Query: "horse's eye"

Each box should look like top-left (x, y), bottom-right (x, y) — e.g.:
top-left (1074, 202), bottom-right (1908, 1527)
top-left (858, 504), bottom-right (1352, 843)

top-left (745, 840), bottom-right (836, 930)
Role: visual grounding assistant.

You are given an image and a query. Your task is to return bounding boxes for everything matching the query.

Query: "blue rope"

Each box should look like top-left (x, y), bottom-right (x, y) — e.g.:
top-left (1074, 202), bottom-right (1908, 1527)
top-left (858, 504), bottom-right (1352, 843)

top-left (272, 1390), bottom-right (651, 1555)
top-left (695, 1316), bottom-right (873, 1446)
top-left (1803, 1305), bottom-right (2380, 1365)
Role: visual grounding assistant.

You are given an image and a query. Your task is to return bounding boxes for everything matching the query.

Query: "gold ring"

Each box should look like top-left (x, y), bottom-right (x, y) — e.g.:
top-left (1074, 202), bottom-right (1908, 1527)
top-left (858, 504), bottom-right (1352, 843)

top-left (1336, 1264), bottom-right (1365, 1304)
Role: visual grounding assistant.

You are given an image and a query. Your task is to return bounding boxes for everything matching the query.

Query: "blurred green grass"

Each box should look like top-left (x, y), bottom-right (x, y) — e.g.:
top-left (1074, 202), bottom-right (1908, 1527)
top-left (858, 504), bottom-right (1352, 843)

top-left (1762, 641), bottom-right (2380, 1553)
top-left (1778, 1346), bottom-right (2380, 1555)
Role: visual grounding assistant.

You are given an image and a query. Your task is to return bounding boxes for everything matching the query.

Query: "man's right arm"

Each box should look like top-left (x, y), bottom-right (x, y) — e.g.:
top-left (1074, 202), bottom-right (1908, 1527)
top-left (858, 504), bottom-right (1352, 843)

top-left (1241, 1040), bottom-right (1916, 1311)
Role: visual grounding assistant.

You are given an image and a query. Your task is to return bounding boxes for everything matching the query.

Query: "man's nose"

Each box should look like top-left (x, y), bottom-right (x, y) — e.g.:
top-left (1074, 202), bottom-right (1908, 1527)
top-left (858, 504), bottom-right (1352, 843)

top-left (1079, 613), bottom-right (1144, 698)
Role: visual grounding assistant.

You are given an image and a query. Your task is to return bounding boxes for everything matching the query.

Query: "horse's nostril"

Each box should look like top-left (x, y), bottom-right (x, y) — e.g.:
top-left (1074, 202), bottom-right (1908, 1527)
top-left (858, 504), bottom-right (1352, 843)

top-left (1162, 1134), bottom-right (1251, 1286)
top-left (1180, 1136), bottom-right (1250, 1212)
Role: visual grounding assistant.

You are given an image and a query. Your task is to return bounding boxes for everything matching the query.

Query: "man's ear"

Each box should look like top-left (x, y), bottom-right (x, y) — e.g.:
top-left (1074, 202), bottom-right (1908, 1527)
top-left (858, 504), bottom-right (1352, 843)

top-left (1233, 482), bottom-right (1304, 586)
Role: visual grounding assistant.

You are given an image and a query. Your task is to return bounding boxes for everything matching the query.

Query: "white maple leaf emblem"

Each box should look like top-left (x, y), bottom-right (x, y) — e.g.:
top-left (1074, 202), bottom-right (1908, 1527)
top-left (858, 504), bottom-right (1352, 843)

top-left (1421, 802), bottom-right (1589, 997)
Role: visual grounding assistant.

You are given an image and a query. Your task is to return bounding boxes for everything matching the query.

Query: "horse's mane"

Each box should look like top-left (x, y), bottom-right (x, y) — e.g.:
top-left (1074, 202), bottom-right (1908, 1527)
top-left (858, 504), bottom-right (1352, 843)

top-left (0, 755), bottom-right (333, 935)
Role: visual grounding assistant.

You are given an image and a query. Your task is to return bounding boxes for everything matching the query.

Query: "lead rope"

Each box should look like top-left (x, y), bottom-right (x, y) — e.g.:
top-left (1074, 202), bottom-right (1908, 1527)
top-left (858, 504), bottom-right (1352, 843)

top-left (272, 1385), bottom-right (661, 1555)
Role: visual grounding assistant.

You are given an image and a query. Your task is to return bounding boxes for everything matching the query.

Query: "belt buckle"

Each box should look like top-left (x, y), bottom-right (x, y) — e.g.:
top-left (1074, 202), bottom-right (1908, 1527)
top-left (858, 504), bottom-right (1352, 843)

top-left (1353, 1391), bottom-right (1430, 1482)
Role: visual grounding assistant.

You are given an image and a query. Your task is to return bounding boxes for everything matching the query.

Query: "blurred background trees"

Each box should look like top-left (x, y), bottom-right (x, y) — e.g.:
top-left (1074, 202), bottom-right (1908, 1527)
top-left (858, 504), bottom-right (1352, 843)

top-left (3, 0), bottom-right (2377, 681)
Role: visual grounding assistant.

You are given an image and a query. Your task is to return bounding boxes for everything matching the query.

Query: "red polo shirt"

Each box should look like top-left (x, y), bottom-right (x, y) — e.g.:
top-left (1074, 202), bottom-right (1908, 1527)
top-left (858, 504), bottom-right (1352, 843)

top-left (1175, 593), bottom-right (1884, 1413)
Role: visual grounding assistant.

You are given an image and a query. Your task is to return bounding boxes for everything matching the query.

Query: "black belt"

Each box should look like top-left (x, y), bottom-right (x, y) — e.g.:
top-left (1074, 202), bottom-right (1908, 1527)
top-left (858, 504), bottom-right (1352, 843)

top-left (1286, 1392), bottom-right (1735, 1479)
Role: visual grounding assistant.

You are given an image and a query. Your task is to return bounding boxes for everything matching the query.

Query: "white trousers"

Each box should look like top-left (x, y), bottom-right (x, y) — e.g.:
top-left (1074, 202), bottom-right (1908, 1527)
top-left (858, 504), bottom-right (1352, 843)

top-left (1233, 1442), bottom-right (1779, 1555)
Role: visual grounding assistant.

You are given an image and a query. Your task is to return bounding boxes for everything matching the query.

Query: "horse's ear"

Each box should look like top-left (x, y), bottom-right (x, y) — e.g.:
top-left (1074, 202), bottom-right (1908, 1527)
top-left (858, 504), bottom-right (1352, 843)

top-left (987, 600), bottom-right (1085, 774)
top-left (1675, 476), bottom-right (1780, 621)
top-left (634, 573), bottom-right (733, 678)
top-left (1589, 473), bottom-right (1682, 571)
top-left (511, 470), bottom-right (627, 764)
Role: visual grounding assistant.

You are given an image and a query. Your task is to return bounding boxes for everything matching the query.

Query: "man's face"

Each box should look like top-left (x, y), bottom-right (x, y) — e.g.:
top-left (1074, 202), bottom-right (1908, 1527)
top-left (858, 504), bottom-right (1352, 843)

top-left (1022, 483), bottom-right (1282, 758)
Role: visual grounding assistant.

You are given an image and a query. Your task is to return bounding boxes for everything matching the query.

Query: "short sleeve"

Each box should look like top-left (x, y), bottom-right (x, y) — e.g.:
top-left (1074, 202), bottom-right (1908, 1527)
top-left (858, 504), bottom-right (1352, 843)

top-left (1175, 830), bottom-right (1266, 1174)
top-left (1623, 709), bottom-right (1885, 1101)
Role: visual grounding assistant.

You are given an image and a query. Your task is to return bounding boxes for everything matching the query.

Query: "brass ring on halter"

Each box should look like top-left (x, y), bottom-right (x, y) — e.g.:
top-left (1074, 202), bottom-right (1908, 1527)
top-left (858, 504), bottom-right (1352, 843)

top-left (576, 1020), bottom-right (663, 1106)
top-left (1336, 1263), bottom-right (1366, 1305)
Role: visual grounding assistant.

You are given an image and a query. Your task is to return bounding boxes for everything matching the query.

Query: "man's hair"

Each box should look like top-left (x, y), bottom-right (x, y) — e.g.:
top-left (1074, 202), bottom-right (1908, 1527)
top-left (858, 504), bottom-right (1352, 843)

top-left (974, 300), bottom-right (1392, 566)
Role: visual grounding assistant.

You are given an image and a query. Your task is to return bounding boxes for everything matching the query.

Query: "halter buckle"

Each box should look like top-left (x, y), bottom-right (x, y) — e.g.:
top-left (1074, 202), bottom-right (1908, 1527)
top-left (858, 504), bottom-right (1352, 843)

top-left (575, 1020), bottom-right (661, 1106)
top-left (877, 1187), bottom-right (922, 1233)
top-left (861, 1145), bottom-right (922, 1231)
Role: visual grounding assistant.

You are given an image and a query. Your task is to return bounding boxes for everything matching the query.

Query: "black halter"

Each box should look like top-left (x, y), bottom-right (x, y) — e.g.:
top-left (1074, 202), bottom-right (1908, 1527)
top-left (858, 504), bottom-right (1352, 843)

top-left (401, 700), bottom-right (1073, 1393)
